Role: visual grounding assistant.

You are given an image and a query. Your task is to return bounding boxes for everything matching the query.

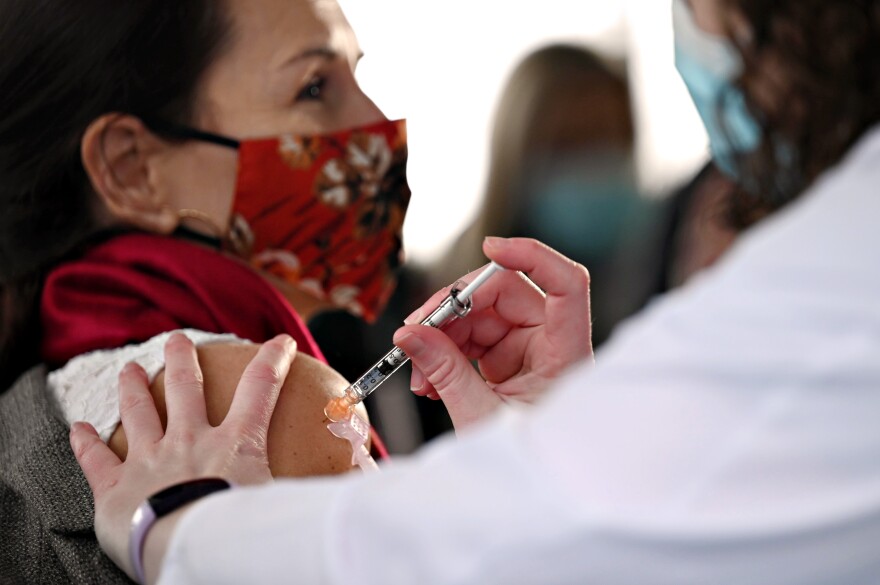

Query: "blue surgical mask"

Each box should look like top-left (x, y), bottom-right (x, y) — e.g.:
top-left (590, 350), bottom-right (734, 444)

top-left (673, 0), bottom-right (761, 180)
top-left (519, 156), bottom-right (656, 264)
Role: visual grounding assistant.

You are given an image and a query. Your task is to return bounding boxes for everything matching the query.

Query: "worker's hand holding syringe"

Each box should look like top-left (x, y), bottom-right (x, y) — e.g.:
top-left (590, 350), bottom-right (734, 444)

top-left (393, 237), bottom-right (595, 430)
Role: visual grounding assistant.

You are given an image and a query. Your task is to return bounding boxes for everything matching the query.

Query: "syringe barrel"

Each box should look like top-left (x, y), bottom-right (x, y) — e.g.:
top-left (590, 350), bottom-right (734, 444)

top-left (350, 347), bottom-right (410, 400)
top-left (349, 293), bottom-right (466, 401)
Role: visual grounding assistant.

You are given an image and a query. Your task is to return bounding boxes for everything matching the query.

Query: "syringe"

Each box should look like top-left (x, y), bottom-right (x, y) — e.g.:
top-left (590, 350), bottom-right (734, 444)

top-left (325, 262), bottom-right (505, 422)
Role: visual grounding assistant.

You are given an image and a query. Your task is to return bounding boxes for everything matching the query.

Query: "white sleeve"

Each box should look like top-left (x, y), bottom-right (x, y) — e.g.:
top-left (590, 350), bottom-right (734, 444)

top-left (158, 352), bottom-right (880, 585)
top-left (158, 142), bottom-right (880, 584)
top-left (47, 329), bottom-right (249, 442)
top-left (157, 252), bottom-right (880, 584)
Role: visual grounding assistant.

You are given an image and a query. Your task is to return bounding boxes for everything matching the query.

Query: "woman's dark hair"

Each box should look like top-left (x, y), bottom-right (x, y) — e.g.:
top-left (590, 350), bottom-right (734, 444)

top-left (0, 1), bottom-right (232, 390)
top-left (727, 0), bottom-right (880, 226)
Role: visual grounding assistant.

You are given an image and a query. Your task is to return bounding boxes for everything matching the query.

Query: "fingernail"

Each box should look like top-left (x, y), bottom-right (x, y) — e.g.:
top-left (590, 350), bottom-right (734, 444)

top-left (70, 422), bottom-right (86, 435)
top-left (394, 332), bottom-right (426, 357)
top-left (279, 334), bottom-right (297, 355)
top-left (485, 236), bottom-right (508, 249)
top-left (167, 333), bottom-right (194, 352)
top-left (403, 309), bottom-right (423, 326)
top-left (410, 367), bottom-right (425, 392)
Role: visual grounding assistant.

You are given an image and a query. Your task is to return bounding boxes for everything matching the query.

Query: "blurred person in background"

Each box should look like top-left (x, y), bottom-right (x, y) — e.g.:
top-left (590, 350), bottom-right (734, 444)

top-left (437, 44), bottom-right (664, 347)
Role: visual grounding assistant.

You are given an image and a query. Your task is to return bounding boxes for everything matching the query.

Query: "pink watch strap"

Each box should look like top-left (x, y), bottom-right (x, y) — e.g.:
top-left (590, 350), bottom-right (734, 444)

top-left (128, 478), bottom-right (233, 584)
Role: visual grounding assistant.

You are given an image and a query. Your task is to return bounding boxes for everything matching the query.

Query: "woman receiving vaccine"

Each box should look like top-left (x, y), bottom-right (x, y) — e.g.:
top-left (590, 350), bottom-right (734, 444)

top-left (0, 0), bottom-right (410, 580)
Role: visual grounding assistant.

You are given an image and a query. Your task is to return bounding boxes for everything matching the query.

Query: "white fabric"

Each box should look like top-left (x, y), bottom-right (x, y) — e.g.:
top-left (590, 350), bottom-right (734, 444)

top-left (48, 329), bottom-right (247, 442)
top-left (159, 126), bottom-right (880, 585)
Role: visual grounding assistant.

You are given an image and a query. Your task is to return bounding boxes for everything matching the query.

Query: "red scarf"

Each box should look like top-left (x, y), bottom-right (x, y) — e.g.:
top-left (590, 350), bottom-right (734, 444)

top-left (41, 232), bottom-right (325, 366)
top-left (40, 232), bottom-right (389, 460)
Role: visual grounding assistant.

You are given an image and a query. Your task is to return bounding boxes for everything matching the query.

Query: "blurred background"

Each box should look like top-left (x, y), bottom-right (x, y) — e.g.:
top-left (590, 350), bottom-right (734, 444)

top-left (316, 0), bottom-right (741, 455)
top-left (338, 0), bottom-right (709, 264)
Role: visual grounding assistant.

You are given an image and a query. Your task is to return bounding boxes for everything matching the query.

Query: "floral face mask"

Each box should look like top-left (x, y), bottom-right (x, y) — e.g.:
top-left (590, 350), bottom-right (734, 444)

top-left (154, 119), bottom-right (412, 322)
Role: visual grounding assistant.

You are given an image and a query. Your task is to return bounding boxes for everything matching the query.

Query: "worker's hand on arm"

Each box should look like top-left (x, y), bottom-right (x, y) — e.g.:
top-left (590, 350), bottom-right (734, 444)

top-left (394, 237), bottom-right (593, 430)
top-left (69, 333), bottom-right (297, 584)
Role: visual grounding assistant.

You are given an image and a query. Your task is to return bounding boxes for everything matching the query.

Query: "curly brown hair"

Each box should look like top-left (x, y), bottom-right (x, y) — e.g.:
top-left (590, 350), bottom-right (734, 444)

top-left (724, 0), bottom-right (880, 227)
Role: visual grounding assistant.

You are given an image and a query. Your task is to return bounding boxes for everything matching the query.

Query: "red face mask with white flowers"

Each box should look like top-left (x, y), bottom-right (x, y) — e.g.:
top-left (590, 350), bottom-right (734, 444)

top-left (154, 119), bottom-right (411, 322)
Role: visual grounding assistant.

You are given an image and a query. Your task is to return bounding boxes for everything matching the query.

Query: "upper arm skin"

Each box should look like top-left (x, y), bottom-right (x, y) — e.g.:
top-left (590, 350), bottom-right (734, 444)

top-left (108, 344), bottom-right (367, 478)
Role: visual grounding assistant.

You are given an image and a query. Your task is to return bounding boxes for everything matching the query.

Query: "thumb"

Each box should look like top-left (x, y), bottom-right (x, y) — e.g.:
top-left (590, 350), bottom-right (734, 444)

top-left (394, 325), bottom-right (502, 430)
top-left (70, 422), bottom-right (121, 497)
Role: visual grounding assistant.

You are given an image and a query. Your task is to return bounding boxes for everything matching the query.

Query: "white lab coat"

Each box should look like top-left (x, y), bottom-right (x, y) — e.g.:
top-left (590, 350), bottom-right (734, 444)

top-left (158, 127), bottom-right (880, 585)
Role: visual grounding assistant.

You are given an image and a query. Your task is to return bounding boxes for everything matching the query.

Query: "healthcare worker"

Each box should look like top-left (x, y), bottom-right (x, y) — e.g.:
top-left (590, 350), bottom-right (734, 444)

top-left (72, 0), bottom-right (880, 583)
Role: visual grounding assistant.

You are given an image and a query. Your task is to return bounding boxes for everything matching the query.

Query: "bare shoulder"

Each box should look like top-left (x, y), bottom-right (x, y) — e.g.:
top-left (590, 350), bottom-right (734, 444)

top-left (109, 343), bottom-right (365, 477)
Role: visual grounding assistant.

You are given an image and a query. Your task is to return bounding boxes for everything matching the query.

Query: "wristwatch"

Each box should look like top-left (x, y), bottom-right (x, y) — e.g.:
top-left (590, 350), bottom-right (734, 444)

top-left (129, 478), bottom-right (234, 584)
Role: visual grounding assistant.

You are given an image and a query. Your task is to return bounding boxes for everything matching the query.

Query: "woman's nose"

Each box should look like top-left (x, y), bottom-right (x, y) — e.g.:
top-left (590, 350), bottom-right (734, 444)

top-left (341, 83), bottom-right (387, 128)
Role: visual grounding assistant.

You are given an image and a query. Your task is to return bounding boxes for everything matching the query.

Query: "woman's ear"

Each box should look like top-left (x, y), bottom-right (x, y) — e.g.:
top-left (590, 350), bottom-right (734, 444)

top-left (81, 114), bottom-right (179, 234)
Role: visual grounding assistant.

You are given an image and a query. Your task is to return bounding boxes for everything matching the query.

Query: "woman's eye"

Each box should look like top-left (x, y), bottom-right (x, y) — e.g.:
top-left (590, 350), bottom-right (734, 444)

top-left (297, 77), bottom-right (326, 102)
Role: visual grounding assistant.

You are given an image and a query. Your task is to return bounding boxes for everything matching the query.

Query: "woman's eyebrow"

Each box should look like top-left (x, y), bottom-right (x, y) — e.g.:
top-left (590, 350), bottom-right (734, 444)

top-left (276, 47), bottom-right (338, 71)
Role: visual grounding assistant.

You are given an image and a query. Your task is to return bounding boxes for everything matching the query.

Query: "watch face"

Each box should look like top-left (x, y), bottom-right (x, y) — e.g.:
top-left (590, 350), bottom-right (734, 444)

top-left (148, 478), bottom-right (232, 517)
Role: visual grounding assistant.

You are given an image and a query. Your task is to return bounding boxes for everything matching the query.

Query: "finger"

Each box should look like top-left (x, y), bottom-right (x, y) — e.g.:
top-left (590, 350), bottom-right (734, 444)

top-left (403, 263), bottom-right (513, 325)
top-left (410, 366), bottom-right (427, 394)
top-left (118, 363), bottom-right (164, 449)
top-left (224, 335), bottom-right (296, 441)
top-left (479, 327), bottom-right (532, 383)
top-left (410, 366), bottom-right (442, 398)
top-left (403, 314), bottom-right (507, 397)
top-left (441, 307), bottom-right (517, 353)
top-left (70, 422), bottom-right (121, 497)
top-left (466, 268), bottom-right (546, 322)
top-left (484, 237), bottom-right (592, 356)
top-left (394, 325), bottom-right (502, 430)
top-left (405, 265), bottom-right (547, 345)
top-left (483, 237), bottom-right (586, 299)
top-left (163, 333), bottom-right (209, 434)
